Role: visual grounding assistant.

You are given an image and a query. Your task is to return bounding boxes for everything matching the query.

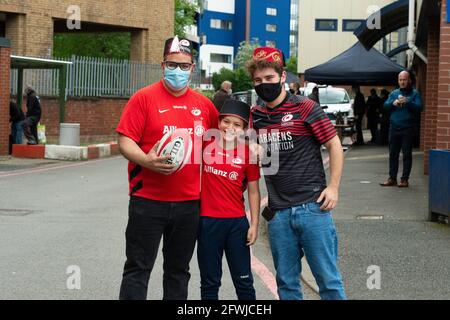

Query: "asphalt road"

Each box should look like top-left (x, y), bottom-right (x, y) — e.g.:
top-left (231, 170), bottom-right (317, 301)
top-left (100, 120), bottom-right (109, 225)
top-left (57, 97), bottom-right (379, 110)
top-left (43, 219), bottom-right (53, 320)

top-left (2, 144), bottom-right (448, 300)
top-left (0, 156), bottom-right (318, 300)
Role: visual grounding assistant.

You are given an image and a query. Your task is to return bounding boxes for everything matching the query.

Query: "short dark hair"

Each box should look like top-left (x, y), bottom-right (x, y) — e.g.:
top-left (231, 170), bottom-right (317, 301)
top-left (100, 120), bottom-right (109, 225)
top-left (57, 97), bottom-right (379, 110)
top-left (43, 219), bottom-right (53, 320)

top-left (245, 59), bottom-right (284, 79)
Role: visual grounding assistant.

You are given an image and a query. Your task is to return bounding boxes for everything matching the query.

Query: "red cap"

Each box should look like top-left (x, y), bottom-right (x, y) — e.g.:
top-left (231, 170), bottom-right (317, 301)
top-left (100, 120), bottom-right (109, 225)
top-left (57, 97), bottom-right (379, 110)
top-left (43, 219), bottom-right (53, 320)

top-left (253, 47), bottom-right (284, 66)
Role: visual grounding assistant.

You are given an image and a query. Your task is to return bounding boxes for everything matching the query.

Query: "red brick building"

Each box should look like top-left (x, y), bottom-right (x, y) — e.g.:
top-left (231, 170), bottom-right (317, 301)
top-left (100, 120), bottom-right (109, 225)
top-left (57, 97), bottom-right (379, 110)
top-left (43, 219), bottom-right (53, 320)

top-left (0, 38), bottom-right (10, 155)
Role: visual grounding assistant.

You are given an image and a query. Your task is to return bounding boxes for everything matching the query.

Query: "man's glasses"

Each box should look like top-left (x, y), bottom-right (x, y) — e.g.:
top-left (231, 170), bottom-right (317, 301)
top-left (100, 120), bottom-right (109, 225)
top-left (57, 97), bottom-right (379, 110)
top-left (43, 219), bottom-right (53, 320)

top-left (164, 61), bottom-right (193, 71)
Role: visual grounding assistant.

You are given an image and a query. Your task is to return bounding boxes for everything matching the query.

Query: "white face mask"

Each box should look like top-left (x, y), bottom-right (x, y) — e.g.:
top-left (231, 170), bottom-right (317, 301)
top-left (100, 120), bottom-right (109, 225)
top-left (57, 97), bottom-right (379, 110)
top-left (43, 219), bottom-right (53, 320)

top-left (227, 89), bottom-right (232, 95)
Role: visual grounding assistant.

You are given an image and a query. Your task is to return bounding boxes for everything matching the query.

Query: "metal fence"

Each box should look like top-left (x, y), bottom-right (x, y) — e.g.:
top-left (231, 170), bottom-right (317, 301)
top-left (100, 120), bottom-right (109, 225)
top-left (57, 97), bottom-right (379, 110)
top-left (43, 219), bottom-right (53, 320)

top-left (10, 55), bottom-right (202, 98)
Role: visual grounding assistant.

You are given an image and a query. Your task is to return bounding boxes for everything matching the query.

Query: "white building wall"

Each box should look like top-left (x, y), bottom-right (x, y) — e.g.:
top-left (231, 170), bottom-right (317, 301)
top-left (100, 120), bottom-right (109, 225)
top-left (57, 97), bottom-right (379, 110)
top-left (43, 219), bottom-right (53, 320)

top-left (199, 44), bottom-right (234, 77)
top-left (298, 0), bottom-right (395, 74)
top-left (206, 0), bottom-right (235, 14)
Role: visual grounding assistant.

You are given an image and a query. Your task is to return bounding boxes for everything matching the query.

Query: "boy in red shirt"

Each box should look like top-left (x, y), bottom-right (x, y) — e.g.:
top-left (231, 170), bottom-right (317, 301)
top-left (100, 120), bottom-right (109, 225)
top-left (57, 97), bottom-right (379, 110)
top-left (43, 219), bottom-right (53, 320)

top-left (198, 99), bottom-right (261, 300)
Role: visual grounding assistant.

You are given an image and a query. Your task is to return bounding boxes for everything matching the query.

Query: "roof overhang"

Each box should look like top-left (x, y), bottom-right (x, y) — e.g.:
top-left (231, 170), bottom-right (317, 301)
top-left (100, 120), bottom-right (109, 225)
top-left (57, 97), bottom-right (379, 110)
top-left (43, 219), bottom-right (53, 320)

top-left (11, 55), bottom-right (72, 69)
top-left (354, 0), bottom-right (409, 50)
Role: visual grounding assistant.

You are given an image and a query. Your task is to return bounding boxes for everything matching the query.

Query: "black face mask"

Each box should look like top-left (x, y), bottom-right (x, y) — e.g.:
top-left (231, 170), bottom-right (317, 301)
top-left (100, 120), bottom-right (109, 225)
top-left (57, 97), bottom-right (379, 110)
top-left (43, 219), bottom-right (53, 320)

top-left (255, 82), bottom-right (282, 103)
top-left (289, 89), bottom-right (295, 94)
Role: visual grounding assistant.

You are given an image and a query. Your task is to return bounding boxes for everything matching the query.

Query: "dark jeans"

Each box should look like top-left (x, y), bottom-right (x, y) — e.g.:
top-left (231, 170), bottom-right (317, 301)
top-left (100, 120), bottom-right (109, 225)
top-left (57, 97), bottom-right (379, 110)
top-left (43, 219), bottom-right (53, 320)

top-left (355, 115), bottom-right (364, 144)
top-left (197, 216), bottom-right (255, 300)
top-left (119, 196), bottom-right (200, 300)
top-left (380, 118), bottom-right (390, 145)
top-left (389, 127), bottom-right (414, 181)
top-left (11, 121), bottom-right (24, 144)
top-left (22, 117), bottom-right (38, 144)
top-left (368, 118), bottom-right (378, 143)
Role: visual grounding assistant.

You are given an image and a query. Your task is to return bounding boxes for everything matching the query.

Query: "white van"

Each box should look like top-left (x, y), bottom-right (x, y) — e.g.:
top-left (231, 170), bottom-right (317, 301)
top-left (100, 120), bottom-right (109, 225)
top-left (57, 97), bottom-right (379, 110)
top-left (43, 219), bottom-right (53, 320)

top-left (300, 84), bottom-right (354, 123)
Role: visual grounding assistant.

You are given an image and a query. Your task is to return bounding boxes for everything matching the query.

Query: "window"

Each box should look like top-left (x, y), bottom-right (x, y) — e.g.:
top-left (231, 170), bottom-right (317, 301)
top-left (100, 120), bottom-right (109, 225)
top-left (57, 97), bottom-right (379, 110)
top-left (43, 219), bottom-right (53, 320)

top-left (315, 19), bottom-right (338, 31)
top-left (210, 53), bottom-right (232, 63)
top-left (266, 40), bottom-right (276, 47)
top-left (267, 7), bottom-right (277, 16)
top-left (342, 19), bottom-right (365, 32)
top-left (0, 21), bottom-right (5, 38)
top-left (210, 19), bottom-right (232, 30)
top-left (266, 24), bottom-right (277, 32)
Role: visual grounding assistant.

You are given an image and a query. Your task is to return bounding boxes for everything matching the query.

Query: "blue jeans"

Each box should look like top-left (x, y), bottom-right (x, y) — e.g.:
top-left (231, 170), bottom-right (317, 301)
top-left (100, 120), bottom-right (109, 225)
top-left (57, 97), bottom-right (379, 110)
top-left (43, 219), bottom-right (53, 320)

top-left (268, 202), bottom-right (346, 300)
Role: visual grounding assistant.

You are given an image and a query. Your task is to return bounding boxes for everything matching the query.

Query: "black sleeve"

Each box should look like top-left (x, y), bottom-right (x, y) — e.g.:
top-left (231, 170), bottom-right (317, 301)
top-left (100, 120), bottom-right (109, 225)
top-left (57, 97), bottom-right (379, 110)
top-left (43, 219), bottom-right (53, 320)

top-left (31, 96), bottom-right (42, 118)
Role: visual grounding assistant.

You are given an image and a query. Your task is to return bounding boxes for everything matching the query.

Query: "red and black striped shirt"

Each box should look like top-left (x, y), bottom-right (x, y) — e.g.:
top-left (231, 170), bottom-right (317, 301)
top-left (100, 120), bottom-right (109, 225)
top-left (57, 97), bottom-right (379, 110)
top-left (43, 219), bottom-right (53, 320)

top-left (251, 93), bottom-right (336, 210)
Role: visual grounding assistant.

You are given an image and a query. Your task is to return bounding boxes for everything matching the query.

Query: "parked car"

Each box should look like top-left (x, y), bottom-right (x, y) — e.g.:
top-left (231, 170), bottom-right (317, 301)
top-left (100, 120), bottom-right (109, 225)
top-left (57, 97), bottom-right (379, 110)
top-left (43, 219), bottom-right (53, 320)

top-left (300, 84), bottom-right (354, 124)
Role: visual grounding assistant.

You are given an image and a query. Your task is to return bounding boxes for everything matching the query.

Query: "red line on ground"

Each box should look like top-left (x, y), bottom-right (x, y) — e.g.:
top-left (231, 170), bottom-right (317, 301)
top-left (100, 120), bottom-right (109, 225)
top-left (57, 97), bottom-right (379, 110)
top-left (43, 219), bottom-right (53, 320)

top-left (246, 196), bottom-right (279, 300)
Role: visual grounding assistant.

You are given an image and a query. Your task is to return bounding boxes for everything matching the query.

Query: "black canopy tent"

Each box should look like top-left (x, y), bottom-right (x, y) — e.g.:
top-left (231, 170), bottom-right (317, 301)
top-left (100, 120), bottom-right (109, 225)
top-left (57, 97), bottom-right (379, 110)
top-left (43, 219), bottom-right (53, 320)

top-left (304, 42), bottom-right (405, 86)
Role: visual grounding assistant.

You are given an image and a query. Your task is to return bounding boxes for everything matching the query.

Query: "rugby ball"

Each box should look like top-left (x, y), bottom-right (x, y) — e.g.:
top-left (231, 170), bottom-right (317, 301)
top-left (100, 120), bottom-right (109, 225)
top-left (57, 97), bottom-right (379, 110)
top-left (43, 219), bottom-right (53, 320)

top-left (156, 128), bottom-right (193, 174)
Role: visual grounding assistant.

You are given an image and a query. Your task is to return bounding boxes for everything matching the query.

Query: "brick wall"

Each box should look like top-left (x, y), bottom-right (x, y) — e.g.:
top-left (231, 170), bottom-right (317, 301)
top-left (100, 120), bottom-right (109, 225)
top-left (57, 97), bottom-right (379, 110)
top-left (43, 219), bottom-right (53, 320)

top-left (0, 40), bottom-right (11, 156)
top-left (422, 13), bottom-right (441, 174)
top-left (436, 0), bottom-right (450, 150)
top-left (0, 0), bottom-right (174, 62)
top-left (34, 97), bottom-right (128, 144)
top-left (421, 0), bottom-right (450, 173)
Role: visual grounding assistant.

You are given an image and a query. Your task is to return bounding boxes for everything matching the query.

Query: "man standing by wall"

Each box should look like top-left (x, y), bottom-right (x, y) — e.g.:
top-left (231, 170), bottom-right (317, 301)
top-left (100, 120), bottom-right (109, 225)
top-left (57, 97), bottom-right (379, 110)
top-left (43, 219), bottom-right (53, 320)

top-left (116, 35), bottom-right (219, 300)
top-left (22, 86), bottom-right (41, 145)
top-left (380, 71), bottom-right (423, 188)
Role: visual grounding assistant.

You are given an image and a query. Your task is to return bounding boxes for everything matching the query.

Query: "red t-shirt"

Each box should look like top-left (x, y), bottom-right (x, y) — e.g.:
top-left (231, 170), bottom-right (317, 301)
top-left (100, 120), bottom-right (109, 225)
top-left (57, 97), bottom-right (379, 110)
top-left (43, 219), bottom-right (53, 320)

top-left (116, 80), bottom-right (219, 201)
top-left (200, 140), bottom-right (261, 218)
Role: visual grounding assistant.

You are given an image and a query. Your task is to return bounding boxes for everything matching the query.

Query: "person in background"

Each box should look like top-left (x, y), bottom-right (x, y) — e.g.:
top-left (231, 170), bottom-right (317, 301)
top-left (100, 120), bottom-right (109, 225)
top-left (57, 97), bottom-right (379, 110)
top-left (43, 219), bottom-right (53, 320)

top-left (10, 98), bottom-right (25, 145)
top-left (366, 88), bottom-right (382, 143)
top-left (352, 85), bottom-right (366, 146)
top-left (213, 80), bottom-right (232, 112)
top-left (22, 86), bottom-right (41, 145)
top-left (289, 81), bottom-right (300, 95)
top-left (308, 86), bottom-right (320, 103)
top-left (380, 70), bottom-right (423, 188)
top-left (379, 89), bottom-right (391, 145)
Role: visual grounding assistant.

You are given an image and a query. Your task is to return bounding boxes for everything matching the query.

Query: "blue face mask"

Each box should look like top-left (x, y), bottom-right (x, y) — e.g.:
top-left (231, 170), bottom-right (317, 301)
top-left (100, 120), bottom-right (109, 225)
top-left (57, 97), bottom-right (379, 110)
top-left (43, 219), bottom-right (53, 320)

top-left (164, 68), bottom-right (191, 91)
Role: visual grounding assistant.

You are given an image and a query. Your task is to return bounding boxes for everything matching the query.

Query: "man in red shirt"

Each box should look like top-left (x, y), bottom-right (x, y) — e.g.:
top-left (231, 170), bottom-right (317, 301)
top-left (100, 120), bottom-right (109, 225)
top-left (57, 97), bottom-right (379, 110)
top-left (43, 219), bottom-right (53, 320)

top-left (116, 36), bottom-right (218, 300)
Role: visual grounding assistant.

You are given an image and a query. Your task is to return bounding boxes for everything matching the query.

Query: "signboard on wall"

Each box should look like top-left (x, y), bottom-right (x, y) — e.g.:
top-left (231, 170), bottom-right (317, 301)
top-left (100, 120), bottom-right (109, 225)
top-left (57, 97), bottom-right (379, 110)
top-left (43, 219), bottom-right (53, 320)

top-left (448, 2), bottom-right (450, 23)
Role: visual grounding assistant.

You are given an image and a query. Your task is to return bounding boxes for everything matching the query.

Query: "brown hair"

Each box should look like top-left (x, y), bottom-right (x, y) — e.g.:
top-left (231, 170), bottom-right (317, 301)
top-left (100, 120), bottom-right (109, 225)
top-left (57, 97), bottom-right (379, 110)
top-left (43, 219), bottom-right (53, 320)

top-left (245, 60), bottom-right (284, 79)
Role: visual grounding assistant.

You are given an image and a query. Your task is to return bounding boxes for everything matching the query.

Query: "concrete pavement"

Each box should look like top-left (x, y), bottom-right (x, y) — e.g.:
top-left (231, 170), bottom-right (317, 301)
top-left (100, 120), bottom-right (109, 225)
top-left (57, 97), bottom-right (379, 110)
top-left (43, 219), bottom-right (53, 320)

top-left (1, 141), bottom-right (449, 299)
top-left (316, 143), bottom-right (450, 299)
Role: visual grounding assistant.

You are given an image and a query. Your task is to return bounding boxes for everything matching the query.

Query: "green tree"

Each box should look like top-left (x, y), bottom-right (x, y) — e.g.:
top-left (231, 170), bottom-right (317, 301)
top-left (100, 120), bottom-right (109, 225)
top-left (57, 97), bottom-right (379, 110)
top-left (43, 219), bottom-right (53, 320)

top-left (175, 0), bottom-right (199, 38)
top-left (233, 68), bottom-right (253, 92)
top-left (286, 56), bottom-right (298, 74)
top-left (211, 67), bottom-right (235, 91)
top-left (211, 39), bottom-right (258, 93)
top-left (211, 67), bottom-right (253, 93)
top-left (234, 38), bottom-right (260, 69)
top-left (53, 32), bottom-right (131, 59)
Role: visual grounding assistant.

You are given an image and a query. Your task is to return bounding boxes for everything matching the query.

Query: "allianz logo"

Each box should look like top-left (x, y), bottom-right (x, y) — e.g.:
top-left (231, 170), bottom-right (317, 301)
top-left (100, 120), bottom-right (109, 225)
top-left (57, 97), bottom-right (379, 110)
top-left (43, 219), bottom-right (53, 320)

top-left (203, 165), bottom-right (239, 180)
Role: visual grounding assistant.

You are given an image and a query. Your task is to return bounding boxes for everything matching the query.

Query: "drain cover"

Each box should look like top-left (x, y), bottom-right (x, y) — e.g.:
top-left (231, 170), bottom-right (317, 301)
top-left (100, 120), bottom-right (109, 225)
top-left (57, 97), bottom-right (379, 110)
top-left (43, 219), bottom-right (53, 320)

top-left (357, 215), bottom-right (384, 220)
top-left (0, 209), bottom-right (34, 216)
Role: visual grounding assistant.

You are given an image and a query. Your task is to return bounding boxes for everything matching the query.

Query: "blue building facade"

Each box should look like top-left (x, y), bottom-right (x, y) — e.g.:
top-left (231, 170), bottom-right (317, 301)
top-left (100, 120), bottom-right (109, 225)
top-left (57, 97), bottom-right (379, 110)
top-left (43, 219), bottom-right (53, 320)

top-left (197, 0), bottom-right (292, 80)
